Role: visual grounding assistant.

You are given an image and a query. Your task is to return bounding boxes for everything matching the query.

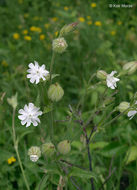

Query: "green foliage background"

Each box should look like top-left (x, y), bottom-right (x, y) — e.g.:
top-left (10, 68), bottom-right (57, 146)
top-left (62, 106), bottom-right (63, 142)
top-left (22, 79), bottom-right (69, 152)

top-left (0, 0), bottom-right (137, 189)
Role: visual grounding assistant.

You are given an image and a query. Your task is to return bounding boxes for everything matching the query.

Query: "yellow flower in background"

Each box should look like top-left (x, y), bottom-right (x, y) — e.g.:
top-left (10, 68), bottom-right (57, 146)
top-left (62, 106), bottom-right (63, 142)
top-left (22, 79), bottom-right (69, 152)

top-left (95, 21), bottom-right (102, 26)
top-left (91, 3), bottom-right (96, 8)
top-left (87, 21), bottom-right (92, 25)
top-left (22, 30), bottom-right (28, 35)
top-left (87, 16), bottom-right (91, 20)
top-left (13, 33), bottom-right (20, 40)
top-left (40, 34), bottom-right (45, 40)
top-left (36, 27), bottom-right (42, 33)
top-left (1, 60), bottom-right (8, 67)
top-left (44, 23), bottom-right (50, 29)
top-left (7, 157), bottom-right (16, 165)
top-left (24, 35), bottom-right (32, 41)
top-left (78, 17), bottom-right (85, 22)
top-left (55, 31), bottom-right (58, 37)
top-left (30, 26), bottom-right (42, 33)
top-left (117, 21), bottom-right (122, 25)
top-left (30, 26), bottom-right (36, 31)
top-left (110, 31), bottom-right (116, 36)
top-left (51, 17), bottom-right (58, 22)
top-left (64, 6), bottom-right (69, 11)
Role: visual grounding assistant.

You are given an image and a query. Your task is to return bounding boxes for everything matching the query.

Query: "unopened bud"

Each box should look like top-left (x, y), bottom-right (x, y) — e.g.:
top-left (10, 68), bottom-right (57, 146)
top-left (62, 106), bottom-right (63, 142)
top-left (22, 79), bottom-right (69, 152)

top-left (57, 140), bottom-right (71, 155)
top-left (42, 142), bottom-right (55, 157)
top-left (28, 146), bottom-right (41, 162)
top-left (60, 22), bottom-right (78, 37)
top-left (123, 61), bottom-right (137, 75)
top-left (52, 37), bottom-right (68, 53)
top-left (48, 83), bottom-right (64, 102)
top-left (96, 70), bottom-right (107, 80)
top-left (118, 102), bottom-right (130, 113)
top-left (7, 93), bottom-right (18, 109)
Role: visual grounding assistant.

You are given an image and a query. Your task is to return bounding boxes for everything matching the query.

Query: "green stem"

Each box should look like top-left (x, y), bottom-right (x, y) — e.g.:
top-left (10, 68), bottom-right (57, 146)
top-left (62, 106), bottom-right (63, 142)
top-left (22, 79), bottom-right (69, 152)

top-left (12, 108), bottom-right (30, 190)
top-left (49, 51), bottom-right (56, 143)
top-left (49, 51), bottom-right (55, 84)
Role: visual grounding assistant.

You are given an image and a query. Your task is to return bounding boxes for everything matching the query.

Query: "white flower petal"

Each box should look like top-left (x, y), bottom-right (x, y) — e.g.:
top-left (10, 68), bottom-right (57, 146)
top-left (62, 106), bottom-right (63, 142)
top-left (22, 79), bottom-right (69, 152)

top-left (18, 109), bottom-right (25, 114)
top-left (127, 110), bottom-right (137, 119)
top-left (18, 115), bottom-right (26, 120)
top-left (106, 71), bottom-right (120, 90)
top-left (21, 120), bottom-right (27, 125)
top-left (30, 78), bottom-right (35, 83)
top-left (26, 121), bottom-right (31, 127)
top-left (32, 120), bottom-right (38, 126)
top-left (28, 63), bottom-right (35, 69)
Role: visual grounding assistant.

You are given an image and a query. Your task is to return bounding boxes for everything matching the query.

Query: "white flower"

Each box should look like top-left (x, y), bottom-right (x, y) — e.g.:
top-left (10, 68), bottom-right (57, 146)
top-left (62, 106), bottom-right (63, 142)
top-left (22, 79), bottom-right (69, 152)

top-left (106, 71), bottom-right (120, 89)
top-left (127, 110), bottom-right (137, 120)
top-left (27, 61), bottom-right (49, 84)
top-left (127, 101), bottom-right (137, 120)
top-left (18, 103), bottom-right (42, 127)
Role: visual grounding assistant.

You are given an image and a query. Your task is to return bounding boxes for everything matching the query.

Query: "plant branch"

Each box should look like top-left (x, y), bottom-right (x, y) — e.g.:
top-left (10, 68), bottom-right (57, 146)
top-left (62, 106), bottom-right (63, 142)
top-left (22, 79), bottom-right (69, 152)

top-left (49, 51), bottom-right (55, 143)
top-left (12, 108), bottom-right (30, 190)
top-left (98, 168), bottom-right (116, 190)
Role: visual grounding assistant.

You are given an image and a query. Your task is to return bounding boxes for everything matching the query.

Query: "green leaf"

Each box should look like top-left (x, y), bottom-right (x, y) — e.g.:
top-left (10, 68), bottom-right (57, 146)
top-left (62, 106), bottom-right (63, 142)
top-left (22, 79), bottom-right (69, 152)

top-left (41, 163), bottom-right (62, 176)
top-left (125, 146), bottom-right (137, 164)
top-left (68, 167), bottom-right (97, 181)
top-left (90, 141), bottom-right (109, 150)
top-left (36, 175), bottom-right (49, 190)
top-left (43, 103), bottom-right (53, 114)
top-left (51, 74), bottom-right (60, 80)
top-left (0, 149), bottom-right (13, 162)
top-left (99, 142), bottom-right (127, 157)
top-left (71, 141), bottom-right (83, 150)
top-left (17, 130), bottom-right (33, 144)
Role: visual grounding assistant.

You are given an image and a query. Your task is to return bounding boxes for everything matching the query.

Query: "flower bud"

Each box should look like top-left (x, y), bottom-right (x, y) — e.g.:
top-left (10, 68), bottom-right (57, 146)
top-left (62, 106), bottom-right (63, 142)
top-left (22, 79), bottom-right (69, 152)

top-left (123, 61), bottom-right (137, 75)
top-left (96, 70), bottom-right (107, 80)
top-left (7, 93), bottom-right (18, 109)
top-left (48, 83), bottom-right (64, 102)
top-left (28, 146), bottom-right (41, 162)
top-left (52, 37), bottom-right (68, 53)
top-left (42, 142), bottom-right (55, 157)
top-left (60, 22), bottom-right (78, 37)
top-left (118, 102), bottom-right (130, 113)
top-left (57, 140), bottom-right (71, 155)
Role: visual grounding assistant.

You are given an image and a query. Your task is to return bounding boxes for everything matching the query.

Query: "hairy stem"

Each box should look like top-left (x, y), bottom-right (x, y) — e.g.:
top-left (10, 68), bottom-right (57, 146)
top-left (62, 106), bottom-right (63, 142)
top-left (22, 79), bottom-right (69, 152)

top-left (49, 51), bottom-right (55, 84)
top-left (12, 108), bottom-right (30, 190)
top-left (49, 51), bottom-right (55, 142)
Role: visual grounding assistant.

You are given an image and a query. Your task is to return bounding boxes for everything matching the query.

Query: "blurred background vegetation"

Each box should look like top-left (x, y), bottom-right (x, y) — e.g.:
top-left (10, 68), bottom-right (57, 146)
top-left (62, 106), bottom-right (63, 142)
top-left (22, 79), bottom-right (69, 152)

top-left (0, 0), bottom-right (137, 189)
